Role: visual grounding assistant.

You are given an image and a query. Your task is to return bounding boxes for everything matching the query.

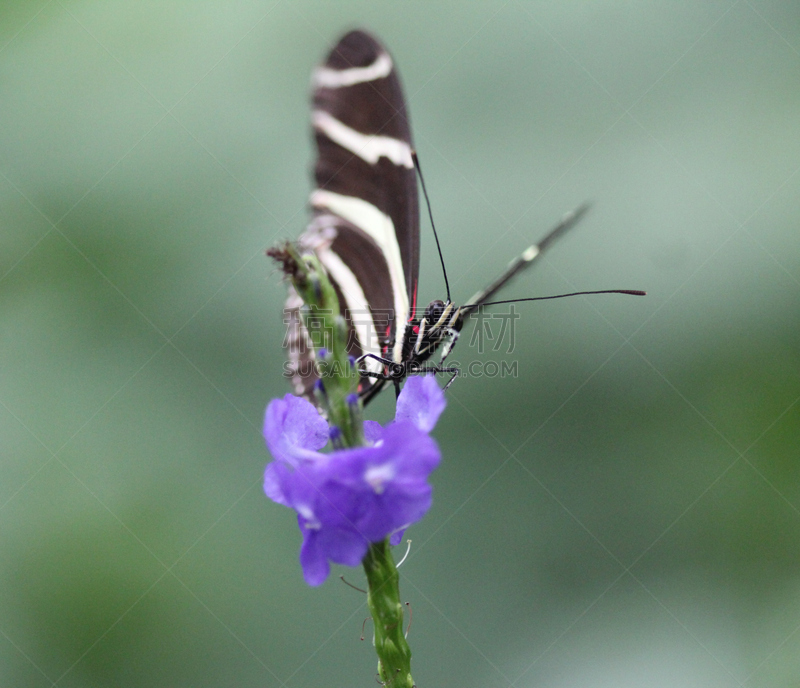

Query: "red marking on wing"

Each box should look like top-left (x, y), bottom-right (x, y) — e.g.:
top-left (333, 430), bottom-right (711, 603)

top-left (382, 324), bottom-right (391, 356)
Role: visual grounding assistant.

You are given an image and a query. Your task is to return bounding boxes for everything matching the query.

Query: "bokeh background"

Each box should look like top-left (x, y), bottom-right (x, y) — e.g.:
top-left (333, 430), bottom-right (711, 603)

top-left (2, 2), bottom-right (799, 686)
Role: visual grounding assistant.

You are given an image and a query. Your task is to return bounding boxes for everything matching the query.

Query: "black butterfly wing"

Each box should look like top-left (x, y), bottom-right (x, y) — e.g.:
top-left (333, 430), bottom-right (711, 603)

top-left (286, 30), bottom-right (420, 401)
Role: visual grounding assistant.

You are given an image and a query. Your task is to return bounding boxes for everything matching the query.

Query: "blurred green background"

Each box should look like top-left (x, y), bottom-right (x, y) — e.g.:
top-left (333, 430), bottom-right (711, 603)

top-left (1, 2), bottom-right (799, 686)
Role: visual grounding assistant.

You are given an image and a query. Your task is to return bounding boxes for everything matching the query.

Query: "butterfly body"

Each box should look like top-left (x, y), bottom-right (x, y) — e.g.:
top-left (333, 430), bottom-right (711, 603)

top-left (352, 299), bottom-right (465, 402)
top-left (281, 30), bottom-right (610, 405)
top-left (285, 29), bottom-right (421, 403)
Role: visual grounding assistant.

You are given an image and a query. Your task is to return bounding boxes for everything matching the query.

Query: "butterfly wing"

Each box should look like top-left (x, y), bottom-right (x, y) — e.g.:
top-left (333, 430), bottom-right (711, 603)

top-left (286, 30), bottom-right (420, 401)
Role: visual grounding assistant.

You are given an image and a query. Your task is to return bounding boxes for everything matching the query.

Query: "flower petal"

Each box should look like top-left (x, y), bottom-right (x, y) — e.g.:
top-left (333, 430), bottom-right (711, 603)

top-left (262, 379), bottom-right (444, 586)
top-left (299, 524), bottom-right (331, 586)
top-left (380, 421), bottom-right (442, 477)
top-left (263, 461), bottom-right (291, 506)
top-left (319, 526), bottom-right (369, 567)
top-left (263, 394), bottom-right (328, 464)
top-left (323, 422), bottom-right (440, 543)
top-left (363, 420), bottom-right (383, 444)
top-left (395, 375), bottom-right (446, 432)
top-left (299, 521), bottom-right (369, 586)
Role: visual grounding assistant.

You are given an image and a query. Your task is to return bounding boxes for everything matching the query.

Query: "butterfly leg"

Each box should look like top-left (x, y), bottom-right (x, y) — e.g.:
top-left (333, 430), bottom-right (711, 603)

top-left (443, 369), bottom-right (460, 391)
top-left (409, 364), bottom-right (459, 375)
top-left (357, 353), bottom-right (408, 386)
top-left (407, 364), bottom-right (460, 392)
top-left (409, 365), bottom-right (459, 374)
top-left (361, 371), bottom-right (394, 381)
top-left (357, 353), bottom-right (394, 367)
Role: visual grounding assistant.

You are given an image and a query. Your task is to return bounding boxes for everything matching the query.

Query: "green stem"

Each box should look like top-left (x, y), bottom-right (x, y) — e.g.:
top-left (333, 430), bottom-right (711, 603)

top-left (363, 540), bottom-right (414, 688)
top-left (268, 243), bottom-right (362, 444)
top-left (270, 242), bottom-right (414, 684)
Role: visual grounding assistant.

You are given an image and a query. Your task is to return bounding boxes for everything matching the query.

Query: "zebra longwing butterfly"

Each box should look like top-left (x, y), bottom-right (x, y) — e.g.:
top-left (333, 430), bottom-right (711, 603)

top-left (281, 30), bottom-right (641, 405)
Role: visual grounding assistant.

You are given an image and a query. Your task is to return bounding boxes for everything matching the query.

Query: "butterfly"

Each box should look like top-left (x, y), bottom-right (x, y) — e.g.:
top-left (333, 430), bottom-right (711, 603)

top-left (280, 30), bottom-right (642, 405)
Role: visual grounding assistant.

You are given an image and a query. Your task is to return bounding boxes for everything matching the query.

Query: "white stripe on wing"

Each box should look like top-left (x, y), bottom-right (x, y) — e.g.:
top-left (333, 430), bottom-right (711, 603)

top-left (313, 52), bottom-right (393, 88)
top-left (312, 110), bottom-right (413, 168)
top-left (310, 189), bottom-right (409, 363)
top-left (316, 249), bottom-right (383, 375)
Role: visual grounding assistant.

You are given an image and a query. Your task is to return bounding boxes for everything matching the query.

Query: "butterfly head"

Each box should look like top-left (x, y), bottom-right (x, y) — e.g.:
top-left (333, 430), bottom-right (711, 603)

top-left (422, 299), bottom-right (463, 332)
top-left (403, 299), bottom-right (463, 363)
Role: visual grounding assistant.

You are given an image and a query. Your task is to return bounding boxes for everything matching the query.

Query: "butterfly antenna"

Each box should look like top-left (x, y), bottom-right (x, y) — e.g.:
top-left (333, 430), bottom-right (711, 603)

top-left (479, 289), bottom-right (646, 307)
top-left (460, 203), bottom-right (592, 316)
top-left (412, 150), bottom-right (450, 302)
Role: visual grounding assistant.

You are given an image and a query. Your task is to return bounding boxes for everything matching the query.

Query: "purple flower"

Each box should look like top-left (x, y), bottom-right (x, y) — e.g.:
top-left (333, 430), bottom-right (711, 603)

top-left (395, 374), bottom-right (446, 432)
top-left (263, 376), bottom-right (445, 585)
